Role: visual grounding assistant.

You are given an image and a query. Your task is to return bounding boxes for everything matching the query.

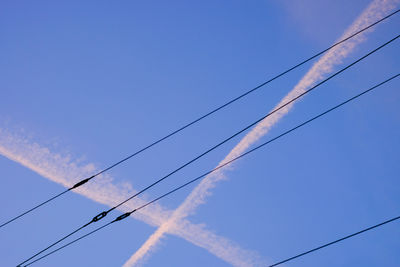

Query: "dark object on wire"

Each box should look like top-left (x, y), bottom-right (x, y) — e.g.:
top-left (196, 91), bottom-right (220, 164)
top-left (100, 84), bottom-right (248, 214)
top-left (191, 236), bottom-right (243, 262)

top-left (2, 8), bottom-right (398, 231)
top-left (16, 33), bottom-right (400, 266)
top-left (21, 73), bottom-right (400, 266)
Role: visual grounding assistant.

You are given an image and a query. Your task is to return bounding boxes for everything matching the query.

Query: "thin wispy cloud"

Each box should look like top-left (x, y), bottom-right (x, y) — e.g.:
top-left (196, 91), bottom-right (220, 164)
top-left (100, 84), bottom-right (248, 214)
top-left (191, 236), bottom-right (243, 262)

top-left (123, 0), bottom-right (400, 266)
top-left (0, 128), bottom-right (264, 267)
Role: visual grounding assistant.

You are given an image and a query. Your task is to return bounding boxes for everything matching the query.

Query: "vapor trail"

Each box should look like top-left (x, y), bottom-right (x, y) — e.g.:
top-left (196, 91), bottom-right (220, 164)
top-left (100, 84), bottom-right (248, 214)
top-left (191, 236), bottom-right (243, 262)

top-left (0, 128), bottom-right (264, 267)
top-left (124, 0), bottom-right (400, 266)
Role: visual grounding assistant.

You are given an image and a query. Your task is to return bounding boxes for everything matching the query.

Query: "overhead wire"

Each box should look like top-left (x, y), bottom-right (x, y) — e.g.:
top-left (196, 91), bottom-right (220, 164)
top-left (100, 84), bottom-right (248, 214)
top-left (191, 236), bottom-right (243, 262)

top-left (1, 8), bottom-right (398, 230)
top-left (267, 215), bottom-right (400, 267)
top-left (25, 213), bottom-right (400, 267)
top-left (21, 73), bottom-right (400, 267)
top-left (17, 32), bottom-right (400, 265)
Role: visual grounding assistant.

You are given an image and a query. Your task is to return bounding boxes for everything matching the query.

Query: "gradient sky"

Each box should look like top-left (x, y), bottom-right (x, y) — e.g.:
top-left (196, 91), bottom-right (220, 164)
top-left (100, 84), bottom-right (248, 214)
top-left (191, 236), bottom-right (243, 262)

top-left (1, 1), bottom-right (400, 267)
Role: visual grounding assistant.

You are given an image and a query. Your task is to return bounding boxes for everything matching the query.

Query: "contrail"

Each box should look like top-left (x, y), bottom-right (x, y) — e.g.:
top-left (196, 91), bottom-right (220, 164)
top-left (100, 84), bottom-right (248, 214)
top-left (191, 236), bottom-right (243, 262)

top-left (0, 128), bottom-right (265, 267)
top-left (124, 0), bottom-right (400, 266)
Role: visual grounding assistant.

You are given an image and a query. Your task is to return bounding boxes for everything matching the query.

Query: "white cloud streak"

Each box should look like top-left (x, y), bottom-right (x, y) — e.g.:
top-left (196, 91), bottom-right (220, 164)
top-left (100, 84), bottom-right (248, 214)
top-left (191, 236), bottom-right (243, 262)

top-left (0, 128), bottom-right (264, 267)
top-left (123, 0), bottom-right (400, 266)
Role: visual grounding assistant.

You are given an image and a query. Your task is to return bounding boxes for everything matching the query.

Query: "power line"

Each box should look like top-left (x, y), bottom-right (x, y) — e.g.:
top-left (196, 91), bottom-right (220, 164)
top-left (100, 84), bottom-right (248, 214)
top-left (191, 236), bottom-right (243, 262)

top-left (0, 189), bottom-right (70, 229)
top-left (25, 215), bottom-right (400, 267)
top-left (16, 34), bottom-right (400, 266)
top-left (23, 221), bottom-right (115, 267)
top-left (22, 73), bottom-right (400, 267)
top-left (2, 8), bottom-right (398, 230)
top-left (267, 215), bottom-right (400, 267)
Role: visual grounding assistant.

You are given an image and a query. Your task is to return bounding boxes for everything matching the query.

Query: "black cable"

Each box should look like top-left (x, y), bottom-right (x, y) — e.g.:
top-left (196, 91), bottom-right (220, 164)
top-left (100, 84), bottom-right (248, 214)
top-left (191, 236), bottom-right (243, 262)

top-left (23, 221), bottom-right (115, 267)
top-left (128, 73), bottom-right (400, 213)
top-left (108, 34), bottom-right (400, 212)
top-left (17, 34), bottom-right (400, 266)
top-left (25, 214), bottom-right (400, 267)
top-left (0, 178), bottom-right (92, 230)
top-left (0, 189), bottom-right (70, 229)
top-left (24, 215), bottom-right (400, 267)
top-left (267, 214), bottom-right (400, 266)
top-left (16, 221), bottom-right (92, 267)
top-left (21, 73), bottom-right (400, 267)
top-left (2, 9), bottom-right (398, 230)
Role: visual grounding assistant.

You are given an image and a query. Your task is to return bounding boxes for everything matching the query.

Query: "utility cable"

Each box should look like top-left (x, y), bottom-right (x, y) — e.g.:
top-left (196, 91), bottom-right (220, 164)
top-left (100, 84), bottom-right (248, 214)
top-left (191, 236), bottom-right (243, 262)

top-left (267, 215), bottom-right (400, 267)
top-left (2, 8), bottom-right (398, 230)
top-left (0, 189), bottom-right (70, 229)
top-left (17, 34), bottom-right (400, 266)
top-left (21, 73), bottom-right (400, 267)
top-left (25, 214), bottom-right (400, 267)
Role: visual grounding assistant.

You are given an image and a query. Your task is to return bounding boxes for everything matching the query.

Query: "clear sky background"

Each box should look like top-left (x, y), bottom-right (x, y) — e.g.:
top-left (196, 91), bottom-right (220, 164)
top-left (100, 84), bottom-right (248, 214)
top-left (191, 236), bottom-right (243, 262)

top-left (1, 1), bottom-right (399, 266)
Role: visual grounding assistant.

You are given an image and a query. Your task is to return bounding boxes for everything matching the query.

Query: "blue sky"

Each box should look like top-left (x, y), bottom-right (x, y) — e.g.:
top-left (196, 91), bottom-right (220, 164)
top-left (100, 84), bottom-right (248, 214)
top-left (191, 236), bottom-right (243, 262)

top-left (1, 1), bottom-right (399, 266)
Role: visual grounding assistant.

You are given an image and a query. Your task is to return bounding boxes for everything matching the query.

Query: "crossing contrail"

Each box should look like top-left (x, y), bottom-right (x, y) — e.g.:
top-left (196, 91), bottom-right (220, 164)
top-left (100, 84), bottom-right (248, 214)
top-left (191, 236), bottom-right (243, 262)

top-left (124, 0), bottom-right (400, 266)
top-left (0, 128), bottom-right (265, 267)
